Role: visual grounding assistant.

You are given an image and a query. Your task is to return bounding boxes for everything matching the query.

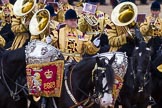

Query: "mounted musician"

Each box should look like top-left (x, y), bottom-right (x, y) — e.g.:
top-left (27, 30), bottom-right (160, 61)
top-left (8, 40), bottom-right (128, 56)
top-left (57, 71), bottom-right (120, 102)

top-left (78, 0), bottom-right (111, 53)
top-left (107, 1), bottom-right (138, 52)
top-left (78, 0), bottom-right (110, 36)
top-left (41, 9), bottom-right (100, 62)
top-left (140, 1), bottom-right (162, 42)
top-left (10, 0), bottom-right (37, 50)
top-left (0, 0), bottom-right (14, 48)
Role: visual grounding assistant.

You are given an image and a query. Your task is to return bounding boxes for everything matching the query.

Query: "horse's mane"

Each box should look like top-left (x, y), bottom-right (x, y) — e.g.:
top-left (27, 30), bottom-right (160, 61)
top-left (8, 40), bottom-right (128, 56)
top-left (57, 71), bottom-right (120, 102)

top-left (73, 57), bottom-right (96, 70)
top-left (3, 47), bottom-right (25, 65)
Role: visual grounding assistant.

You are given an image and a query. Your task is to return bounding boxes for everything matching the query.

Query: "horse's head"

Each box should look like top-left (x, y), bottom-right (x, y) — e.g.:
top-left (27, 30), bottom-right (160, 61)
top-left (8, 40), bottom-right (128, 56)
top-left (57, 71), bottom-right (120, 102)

top-left (132, 41), bottom-right (152, 92)
top-left (92, 55), bottom-right (115, 107)
top-left (147, 36), bottom-right (162, 60)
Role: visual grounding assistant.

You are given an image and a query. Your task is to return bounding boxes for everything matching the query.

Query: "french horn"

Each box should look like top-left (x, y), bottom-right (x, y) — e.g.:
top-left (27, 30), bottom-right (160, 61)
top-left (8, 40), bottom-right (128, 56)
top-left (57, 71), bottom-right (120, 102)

top-left (111, 1), bottom-right (138, 26)
top-left (29, 9), bottom-right (50, 35)
top-left (13, 0), bottom-right (36, 16)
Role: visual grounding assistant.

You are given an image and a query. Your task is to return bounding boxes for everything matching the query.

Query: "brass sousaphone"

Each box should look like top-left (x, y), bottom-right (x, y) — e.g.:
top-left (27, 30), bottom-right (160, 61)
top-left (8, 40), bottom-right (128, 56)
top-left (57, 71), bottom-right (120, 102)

top-left (111, 2), bottom-right (138, 26)
top-left (13, 0), bottom-right (37, 16)
top-left (29, 9), bottom-right (50, 35)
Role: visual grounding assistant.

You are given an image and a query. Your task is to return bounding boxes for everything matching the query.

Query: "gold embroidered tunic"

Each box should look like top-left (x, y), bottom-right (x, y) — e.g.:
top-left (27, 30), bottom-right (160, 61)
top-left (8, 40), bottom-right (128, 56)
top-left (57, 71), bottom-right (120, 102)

top-left (140, 15), bottom-right (162, 42)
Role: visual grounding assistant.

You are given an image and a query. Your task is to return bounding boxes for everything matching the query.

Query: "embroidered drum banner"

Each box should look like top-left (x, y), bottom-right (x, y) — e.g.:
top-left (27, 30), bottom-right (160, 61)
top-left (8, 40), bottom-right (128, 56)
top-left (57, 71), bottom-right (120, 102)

top-left (26, 60), bottom-right (64, 97)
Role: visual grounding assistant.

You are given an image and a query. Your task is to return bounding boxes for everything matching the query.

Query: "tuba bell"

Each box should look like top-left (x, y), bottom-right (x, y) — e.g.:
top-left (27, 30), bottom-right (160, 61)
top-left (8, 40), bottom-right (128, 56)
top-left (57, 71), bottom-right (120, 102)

top-left (29, 9), bottom-right (50, 35)
top-left (13, 0), bottom-right (37, 16)
top-left (111, 2), bottom-right (138, 26)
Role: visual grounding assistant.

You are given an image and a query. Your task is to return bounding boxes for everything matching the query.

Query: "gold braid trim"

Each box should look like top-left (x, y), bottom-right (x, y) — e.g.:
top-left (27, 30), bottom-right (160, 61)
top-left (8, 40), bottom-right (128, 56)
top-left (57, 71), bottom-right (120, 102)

top-left (10, 33), bottom-right (29, 50)
top-left (26, 60), bottom-right (64, 69)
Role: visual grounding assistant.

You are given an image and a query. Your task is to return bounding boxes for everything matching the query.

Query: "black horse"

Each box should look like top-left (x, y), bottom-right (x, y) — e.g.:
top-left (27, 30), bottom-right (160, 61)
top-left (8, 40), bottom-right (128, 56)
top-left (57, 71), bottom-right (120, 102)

top-left (147, 37), bottom-right (162, 108)
top-left (0, 42), bottom-right (115, 108)
top-left (57, 55), bottom-right (115, 108)
top-left (30, 55), bottom-right (115, 108)
top-left (151, 51), bottom-right (162, 108)
top-left (115, 42), bottom-right (152, 108)
top-left (0, 47), bottom-right (27, 108)
top-left (0, 23), bottom-right (15, 49)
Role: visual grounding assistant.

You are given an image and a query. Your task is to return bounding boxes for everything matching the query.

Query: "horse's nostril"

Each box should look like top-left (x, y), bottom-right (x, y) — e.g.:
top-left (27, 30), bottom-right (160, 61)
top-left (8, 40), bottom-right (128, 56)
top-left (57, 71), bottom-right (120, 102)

top-left (102, 101), bottom-right (106, 103)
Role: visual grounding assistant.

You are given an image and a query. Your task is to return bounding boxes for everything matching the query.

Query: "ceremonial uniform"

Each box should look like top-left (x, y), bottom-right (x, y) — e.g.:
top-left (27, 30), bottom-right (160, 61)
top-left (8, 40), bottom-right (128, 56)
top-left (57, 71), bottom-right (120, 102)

top-left (50, 25), bottom-right (99, 62)
top-left (140, 1), bottom-right (162, 42)
top-left (11, 1), bottom-right (46, 50)
top-left (140, 16), bottom-right (162, 42)
top-left (49, 9), bottom-right (100, 62)
top-left (11, 13), bottom-right (33, 50)
top-left (78, 0), bottom-right (110, 53)
top-left (0, 3), bottom-right (13, 27)
top-left (107, 21), bottom-right (130, 52)
top-left (78, 10), bottom-right (111, 36)
top-left (54, 3), bottom-right (74, 23)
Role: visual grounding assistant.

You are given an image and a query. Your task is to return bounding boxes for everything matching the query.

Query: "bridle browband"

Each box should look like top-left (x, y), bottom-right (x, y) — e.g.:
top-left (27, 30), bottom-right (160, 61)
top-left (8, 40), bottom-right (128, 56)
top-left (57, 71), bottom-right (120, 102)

top-left (0, 57), bottom-right (28, 101)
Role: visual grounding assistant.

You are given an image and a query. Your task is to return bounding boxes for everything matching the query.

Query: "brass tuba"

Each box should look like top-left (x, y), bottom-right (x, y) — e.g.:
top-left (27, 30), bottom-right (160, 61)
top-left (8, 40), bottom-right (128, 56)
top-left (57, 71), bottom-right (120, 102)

top-left (13, 0), bottom-right (37, 16)
top-left (111, 1), bottom-right (138, 26)
top-left (29, 9), bottom-right (50, 35)
top-left (111, 2), bottom-right (138, 37)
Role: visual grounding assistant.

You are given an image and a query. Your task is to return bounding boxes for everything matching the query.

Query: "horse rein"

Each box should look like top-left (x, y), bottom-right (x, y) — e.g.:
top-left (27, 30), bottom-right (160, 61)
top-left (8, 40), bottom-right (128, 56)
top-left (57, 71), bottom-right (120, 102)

top-left (64, 58), bottom-right (110, 108)
top-left (64, 63), bottom-right (95, 108)
top-left (0, 57), bottom-right (27, 101)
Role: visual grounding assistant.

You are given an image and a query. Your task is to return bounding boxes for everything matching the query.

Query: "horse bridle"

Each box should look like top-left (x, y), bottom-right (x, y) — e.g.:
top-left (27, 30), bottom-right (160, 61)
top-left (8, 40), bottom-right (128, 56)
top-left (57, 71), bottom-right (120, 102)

top-left (0, 57), bottom-right (28, 101)
top-left (92, 62), bottom-right (112, 103)
top-left (64, 57), bottom-right (111, 108)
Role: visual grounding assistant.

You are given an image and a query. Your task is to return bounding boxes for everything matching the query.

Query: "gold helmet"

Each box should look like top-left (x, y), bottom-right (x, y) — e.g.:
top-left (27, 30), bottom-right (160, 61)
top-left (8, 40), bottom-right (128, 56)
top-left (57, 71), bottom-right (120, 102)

top-left (13, 0), bottom-right (37, 16)
top-left (111, 2), bottom-right (138, 26)
top-left (29, 9), bottom-right (50, 35)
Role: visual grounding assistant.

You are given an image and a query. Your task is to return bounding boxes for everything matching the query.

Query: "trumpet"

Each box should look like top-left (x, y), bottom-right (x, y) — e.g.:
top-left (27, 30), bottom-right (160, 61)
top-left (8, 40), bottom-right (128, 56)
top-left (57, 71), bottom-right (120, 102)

top-left (150, 14), bottom-right (158, 30)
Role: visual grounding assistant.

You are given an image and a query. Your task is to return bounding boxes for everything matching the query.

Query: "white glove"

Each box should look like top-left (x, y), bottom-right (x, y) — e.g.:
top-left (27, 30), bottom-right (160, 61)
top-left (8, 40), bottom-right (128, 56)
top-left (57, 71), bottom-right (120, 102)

top-left (93, 37), bottom-right (100, 47)
top-left (46, 35), bottom-right (52, 44)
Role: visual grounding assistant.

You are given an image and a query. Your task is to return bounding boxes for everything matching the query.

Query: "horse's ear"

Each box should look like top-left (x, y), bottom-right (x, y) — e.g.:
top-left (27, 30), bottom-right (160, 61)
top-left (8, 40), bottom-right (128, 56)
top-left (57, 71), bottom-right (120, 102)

top-left (109, 54), bottom-right (115, 65)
